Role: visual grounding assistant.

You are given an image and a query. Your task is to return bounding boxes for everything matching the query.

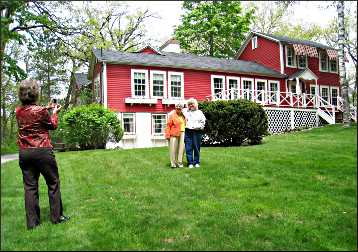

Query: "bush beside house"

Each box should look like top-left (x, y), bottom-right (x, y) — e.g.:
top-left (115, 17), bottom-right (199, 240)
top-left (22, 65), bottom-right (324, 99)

top-left (199, 99), bottom-right (268, 146)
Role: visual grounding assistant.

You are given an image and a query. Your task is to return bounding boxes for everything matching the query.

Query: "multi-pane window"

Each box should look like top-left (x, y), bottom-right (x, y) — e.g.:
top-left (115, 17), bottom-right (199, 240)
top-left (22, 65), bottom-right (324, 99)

top-left (290, 83), bottom-right (296, 94)
top-left (242, 79), bottom-right (253, 100)
top-left (123, 113), bottom-right (135, 134)
top-left (133, 72), bottom-right (146, 97)
top-left (320, 52), bottom-right (328, 71)
top-left (152, 114), bottom-right (166, 135)
top-left (256, 81), bottom-right (266, 102)
top-left (287, 46), bottom-right (295, 67)
top-left (321, 87), bottom-right (329, 102)
top-left (330, 59), bottom-right (337, 72)
top-left (228, 78), bottom-right (239, 99)
top-left (269, 81), bottom-right (279, 103)
top-left (213, 77), bottom-right (224, 99)
top-left (331, 88), bottom-right (338, 106)
top-left (297, 55), bottom-right (307, 68)
top-left (94, 76), bottom-right (100, 101)
top-left (310, 86), bottom-right (316, 95)
top-left (170, 74), bottom-right (182, 98)
top-left (152, 73), bottom-right (164, 97)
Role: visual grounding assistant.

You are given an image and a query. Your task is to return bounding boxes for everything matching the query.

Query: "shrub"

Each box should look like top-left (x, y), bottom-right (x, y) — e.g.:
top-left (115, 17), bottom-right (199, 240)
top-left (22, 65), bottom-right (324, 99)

top-left (199, 99), bottom-right (268, 146)
top-left (62, 104), bottom-right (123, 150)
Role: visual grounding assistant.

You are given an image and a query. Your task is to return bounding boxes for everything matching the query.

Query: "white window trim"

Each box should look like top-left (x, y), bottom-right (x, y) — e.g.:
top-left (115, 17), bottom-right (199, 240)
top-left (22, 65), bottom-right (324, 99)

top-left (319, 52), bottom-right (329, 72)
top-left (241, 77), bottom-right (254, 101)
top-left (297, 55), bottom-right (308, 69)
top-left (309, 84), bottom-right (318, 95)
top-left (122, 112), bottom-right (136, 135)
top-left (320, 85), bottom-right (330, 101)
top-left (226, 76), bottom-right (240, 99)
top-left (131, 69), bottom-right (149, 98)
top-left (168, 71), bottom-right (184, 99)
top-left (152, 113), bottom-right (167, 136)
top-left (330, 86), bottom-right (339, 105)
top-left (285, 45), bottom-right (296, 68)
top-left (211, 75), bottom-right (226, 99)
top-left (268, 80), bottom-right (280, 105)
top-left (150, 70), bottom-right (167, 99)
top-left (252, 36), bottom-right (258, 50)
top-left (255, 79), bottom-right (267, 103)
top-left (329, 59), bottom-right (338, 73)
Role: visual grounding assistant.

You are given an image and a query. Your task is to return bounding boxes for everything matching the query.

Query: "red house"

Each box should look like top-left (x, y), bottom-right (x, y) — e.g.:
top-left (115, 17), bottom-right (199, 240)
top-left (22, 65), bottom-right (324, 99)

top-left (88, 32), bottom-right (345, 149)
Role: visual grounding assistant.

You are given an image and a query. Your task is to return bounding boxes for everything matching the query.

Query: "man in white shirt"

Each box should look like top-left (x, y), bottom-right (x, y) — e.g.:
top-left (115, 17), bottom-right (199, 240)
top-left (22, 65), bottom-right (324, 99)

top-left (182, 98), bottom-right (206, 168)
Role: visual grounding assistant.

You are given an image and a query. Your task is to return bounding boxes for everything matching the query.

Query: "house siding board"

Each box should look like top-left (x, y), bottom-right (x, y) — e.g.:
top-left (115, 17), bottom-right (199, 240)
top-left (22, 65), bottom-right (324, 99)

top-left (140, 48), bottom-right (158, 54)
top-left (105, 64), bottom-right (284, 113)
top-left (238, 36), bottom-right (281, 73)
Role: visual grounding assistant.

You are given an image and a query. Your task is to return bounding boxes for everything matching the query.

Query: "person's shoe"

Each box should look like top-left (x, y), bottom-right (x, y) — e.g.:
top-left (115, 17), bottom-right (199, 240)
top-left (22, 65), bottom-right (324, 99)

top-left (195, 164), bottom-right (200, 168)
top-left (177, 163), bottom-right (184, 168)
top-left (188, 164), bottom-right (194, 169)
top-left (171, 165), bottom-right (177, 169)
top-left (58, 215), bottom-right (70, 223)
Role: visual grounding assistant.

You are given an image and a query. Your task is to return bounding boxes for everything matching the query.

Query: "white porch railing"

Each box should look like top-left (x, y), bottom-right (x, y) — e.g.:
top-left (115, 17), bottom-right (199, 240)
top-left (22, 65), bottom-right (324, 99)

top-left (206, 88), bottom-right (343, 124)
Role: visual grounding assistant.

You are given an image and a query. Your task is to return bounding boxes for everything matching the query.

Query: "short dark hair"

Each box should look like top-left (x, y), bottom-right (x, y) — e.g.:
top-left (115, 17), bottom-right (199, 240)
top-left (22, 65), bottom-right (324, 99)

top-left (18, 79), bottom-right (39, 105)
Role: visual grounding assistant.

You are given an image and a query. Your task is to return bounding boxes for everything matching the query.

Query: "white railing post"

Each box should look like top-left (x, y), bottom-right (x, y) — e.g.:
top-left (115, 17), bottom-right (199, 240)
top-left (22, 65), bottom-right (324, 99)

top-left (290, 92), bottom-right (293, 107)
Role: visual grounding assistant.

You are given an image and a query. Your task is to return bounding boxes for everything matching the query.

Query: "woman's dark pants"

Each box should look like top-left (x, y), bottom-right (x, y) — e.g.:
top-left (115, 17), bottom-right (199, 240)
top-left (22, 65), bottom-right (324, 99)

top-left (184, 128), bottom-right (203, 165)
top-left (19, 148), bottom-right (63, 229)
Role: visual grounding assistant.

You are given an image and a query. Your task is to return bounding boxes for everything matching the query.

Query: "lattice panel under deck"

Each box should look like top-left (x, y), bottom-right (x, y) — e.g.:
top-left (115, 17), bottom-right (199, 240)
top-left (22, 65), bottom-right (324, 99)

top-left (265, 109), bottom-right (291, 133)
top-left (294, 111), bottom-right (317, 129)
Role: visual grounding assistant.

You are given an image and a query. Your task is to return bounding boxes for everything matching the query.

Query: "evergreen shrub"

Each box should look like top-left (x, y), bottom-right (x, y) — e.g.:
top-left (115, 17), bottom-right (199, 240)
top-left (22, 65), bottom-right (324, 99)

top-left (199, 99), bottom-right (268, 146)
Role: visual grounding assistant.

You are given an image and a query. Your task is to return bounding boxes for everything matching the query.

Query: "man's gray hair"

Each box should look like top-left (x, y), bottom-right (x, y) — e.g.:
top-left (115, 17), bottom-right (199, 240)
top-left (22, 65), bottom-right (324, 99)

top-left (187, 97), bottom-right (198, 109)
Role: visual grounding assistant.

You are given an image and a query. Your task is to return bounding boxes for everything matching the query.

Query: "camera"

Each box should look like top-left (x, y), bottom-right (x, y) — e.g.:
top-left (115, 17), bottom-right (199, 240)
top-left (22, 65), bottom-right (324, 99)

top-left (52, 98), bottom-right (57, 104)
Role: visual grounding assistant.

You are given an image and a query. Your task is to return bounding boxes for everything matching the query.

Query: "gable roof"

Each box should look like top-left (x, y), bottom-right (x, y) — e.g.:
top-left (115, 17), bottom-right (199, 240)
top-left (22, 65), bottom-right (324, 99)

top-left (137, 45), bottom-right (162, 55)
top-left (235, 31), bottom-right (335, 59)
top-left (288, 68), bottom-right (318, 80)
top-left (74, 73), bottom-right (90, 88)
top-left (92, 48), bottom-right (286, 79)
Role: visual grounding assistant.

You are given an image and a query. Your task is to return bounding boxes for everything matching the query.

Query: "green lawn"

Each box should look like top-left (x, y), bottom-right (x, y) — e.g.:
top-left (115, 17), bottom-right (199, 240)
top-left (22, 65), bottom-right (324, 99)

top-left (1, 124), bottom-right (357, 251)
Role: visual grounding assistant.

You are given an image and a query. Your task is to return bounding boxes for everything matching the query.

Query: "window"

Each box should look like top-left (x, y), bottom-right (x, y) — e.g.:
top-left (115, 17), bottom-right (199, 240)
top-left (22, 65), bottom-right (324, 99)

top-left (297, 55), bottom-right (307, 68)
top-left (150, 71), bottom-right (166, 98)
top-left (320, 86), bottom-right (329, 102)
top-left (94, 75), bottom-right (100, 101)
top-left (211, 75), bottom-right (225, 99)
top-left (255, 80), bottom-right (266, 103)
top-left (331, 88), bottom-right (338, 106)
top-left (227, 77), bottom-right (239, 100)
top-left (286, 46), bottom-right (296, 67)
top-left (242, 78), bottom-right (253, 100)
top-left (123, 113), bottom-right (135, 134)
top-left (252, 36), bottom-right (258, 50)
top-left (152, 114), bottom-right (166, 135)
top-left (168, 72), bottom-right (184, 99)
top-left (268, 81), bottom-right (279, 103)
top-left (319, 52), bottom-right (328, 72)
top-left (310, 85), bottom-right (317, 95)
top-left (131, 69), bottom-right (148, 97)
top-left (290, 82), bottom-right (296, 94)
top-left (330, 59), bottom-right (337, 72)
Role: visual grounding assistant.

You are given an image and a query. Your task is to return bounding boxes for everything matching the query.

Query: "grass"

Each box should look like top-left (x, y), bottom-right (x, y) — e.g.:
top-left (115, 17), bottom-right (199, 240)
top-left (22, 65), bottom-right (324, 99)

top-left (1, 139), bottom-right (18, 155)
top-left (1, 124), bottom-right (357, 251)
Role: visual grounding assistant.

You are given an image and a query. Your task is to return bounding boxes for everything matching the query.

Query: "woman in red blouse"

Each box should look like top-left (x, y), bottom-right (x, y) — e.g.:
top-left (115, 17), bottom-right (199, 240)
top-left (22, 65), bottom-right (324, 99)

top-left (16, 79), bottom-right (70, 229)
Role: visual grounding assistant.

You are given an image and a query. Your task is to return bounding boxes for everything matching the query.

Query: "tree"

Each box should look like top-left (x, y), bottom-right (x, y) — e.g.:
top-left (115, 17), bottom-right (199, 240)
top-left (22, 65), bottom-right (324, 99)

top-left (337, 1), bottom-right (351, 126)
top-left (175, 1), bottom-right (254, 59)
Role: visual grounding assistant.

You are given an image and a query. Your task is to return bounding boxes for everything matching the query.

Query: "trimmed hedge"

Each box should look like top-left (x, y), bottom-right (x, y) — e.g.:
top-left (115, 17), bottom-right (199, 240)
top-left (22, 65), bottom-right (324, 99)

top-left (199, 99), bottom-right (268, 146)
top-left (62, 104), bottom-right (123, 150)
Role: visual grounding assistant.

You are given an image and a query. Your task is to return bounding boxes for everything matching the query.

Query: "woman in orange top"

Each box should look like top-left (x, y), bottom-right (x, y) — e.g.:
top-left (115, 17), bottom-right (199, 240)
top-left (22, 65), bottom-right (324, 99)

top-left (165, 103), bottom-right (186, 168)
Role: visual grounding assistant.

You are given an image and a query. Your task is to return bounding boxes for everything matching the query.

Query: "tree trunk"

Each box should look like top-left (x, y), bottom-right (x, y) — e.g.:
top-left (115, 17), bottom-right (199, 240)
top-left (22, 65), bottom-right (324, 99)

top-left (337, 1), bottom-right (351, 126)
top-left (64, 71), bottom-right (76, 110)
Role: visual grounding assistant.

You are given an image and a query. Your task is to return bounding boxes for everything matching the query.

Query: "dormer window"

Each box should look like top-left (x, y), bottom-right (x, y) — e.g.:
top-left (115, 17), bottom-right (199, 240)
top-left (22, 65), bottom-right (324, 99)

top-left (330, 59), bottom-right (338, 72)
top-left (286, 46), bottom-right (296, 67)
top-left (297, 55), bottom-right (307, 68)
top-left (319, 51), bottom-right (329, 72)
top-left (252, 36), bottom-right (258, 50)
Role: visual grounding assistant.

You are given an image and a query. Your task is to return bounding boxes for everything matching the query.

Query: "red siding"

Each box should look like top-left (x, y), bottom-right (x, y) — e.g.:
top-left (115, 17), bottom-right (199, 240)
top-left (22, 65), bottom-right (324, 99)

top-left (139, 48), bottom-right (159, 54)
top-left (282, 45), bottom-right (339, 86)
top-left (238, 36), bottom-right (281, 73)
top-left (105, 64), bottom-right (283, 113)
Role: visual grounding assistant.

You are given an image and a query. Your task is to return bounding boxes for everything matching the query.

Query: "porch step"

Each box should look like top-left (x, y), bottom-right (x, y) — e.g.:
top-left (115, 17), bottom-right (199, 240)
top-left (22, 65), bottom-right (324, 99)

top-left (317, 108), bottom-right (335, 124)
